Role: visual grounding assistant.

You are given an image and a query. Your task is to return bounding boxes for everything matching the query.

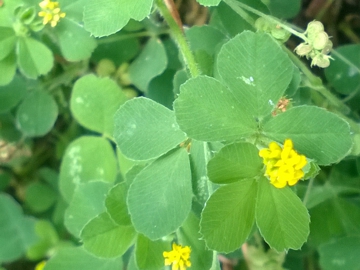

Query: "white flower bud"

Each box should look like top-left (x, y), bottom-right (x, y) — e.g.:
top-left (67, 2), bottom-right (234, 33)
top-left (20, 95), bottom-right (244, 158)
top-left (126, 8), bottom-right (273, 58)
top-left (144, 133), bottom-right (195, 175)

top-left (294, 43), bottom-right (313, 56)
top-left (307, 21), bottom-right (325, 41)
top-left (306, 21), bottom-right (324, 34)
top-left (311, 54), bottom-right (331, 68)
top-left (312, 31), bottom-right (329, 50)
top-left (321, 39), bottom-right (333, 54)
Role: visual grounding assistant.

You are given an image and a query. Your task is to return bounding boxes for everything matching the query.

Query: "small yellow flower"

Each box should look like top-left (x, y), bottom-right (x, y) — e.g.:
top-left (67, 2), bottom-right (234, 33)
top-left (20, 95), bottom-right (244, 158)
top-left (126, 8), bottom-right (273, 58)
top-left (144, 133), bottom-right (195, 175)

top-left (38, 0), bottom-right (65, 27)
top-left (259, 139), bottom-right (307, 188)
top-left (35, 261), bottom-right (46, 270)
top-left (163, 243), bottom-right (191, 270)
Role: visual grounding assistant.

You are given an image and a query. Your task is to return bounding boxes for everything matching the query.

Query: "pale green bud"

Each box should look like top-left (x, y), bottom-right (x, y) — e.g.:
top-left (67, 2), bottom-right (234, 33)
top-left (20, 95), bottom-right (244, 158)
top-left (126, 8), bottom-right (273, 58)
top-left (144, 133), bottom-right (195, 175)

top-left (294, 43), bottom-right (313, 56)
top-left (321, 39), bottom-right (333, 54)
top-left (122, 88), bottom-right (138, 99)
top-left (306, 21), bottom-right (324, 34)
top-left (255, 17), bottom-right (272, 32)
top-left (311, 54), bottom-right (331, 68)
top-left (96, 59), bottom-right (116, 77)
top-left (116, 63), bottom-right (132, 86)
top-left (312, 31), bottom-right (329, 50)
top-left (271, 27), bottom-right (291, 43)
top-left (306, 21), bottom-right (325, 41)
top-left (19, 7), bottom-right (36, 25)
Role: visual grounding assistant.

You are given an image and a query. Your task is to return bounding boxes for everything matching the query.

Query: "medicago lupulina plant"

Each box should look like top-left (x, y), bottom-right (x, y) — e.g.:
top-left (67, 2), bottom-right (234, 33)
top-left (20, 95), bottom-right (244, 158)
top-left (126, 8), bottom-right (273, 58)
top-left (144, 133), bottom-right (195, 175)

top-left (1, 0), bottom-right (360, 269)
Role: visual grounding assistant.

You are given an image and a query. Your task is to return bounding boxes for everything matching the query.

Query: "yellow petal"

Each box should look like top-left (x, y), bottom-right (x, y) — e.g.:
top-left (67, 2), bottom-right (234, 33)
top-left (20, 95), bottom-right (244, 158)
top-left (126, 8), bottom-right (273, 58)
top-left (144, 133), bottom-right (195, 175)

top-left (259, 149), bottom-right (270, 158)
top-left (269, 141), bottom-right (281, 151)
top-left (39, 0), bottom-right (49, 8)
top-left (288, 177), bottom-right (299, 186)
top-left (283, 139), bottom-right (293, 148)
top-left (271, 179), bottom-right (286, 188)
top-left (295, 155), bottom-right (307, 170)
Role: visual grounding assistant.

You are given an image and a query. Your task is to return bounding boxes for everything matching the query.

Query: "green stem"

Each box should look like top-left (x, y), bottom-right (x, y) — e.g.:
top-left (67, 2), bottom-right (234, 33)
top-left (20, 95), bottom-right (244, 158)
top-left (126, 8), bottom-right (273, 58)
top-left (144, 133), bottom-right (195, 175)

top-left (203, 142), bottom-right (214, 195)
top-left (155, 0), bottom-right (200, 78)
top-left (224, 0), bottom-right (308, 42)
top-left (222, 0), bottom-right (255, 26)
top-left (338, 21), bottom-right (360, 44)
top-left (96, 30), bottom-right (171, 45)
top-left (42, 60), bottom-right (88, 93)
top-left (315, 0), bottom-right (334, 21)
top-left (210, 251), bottom-right (219, 270)
top-left (284, 48), bottom-right (360, 134)
top-left (284, 46), bottom-right (350, 114)
top-left (253, 230), bottom-right (264, 250)
top-left (303, 177), bottom-right (314, 206)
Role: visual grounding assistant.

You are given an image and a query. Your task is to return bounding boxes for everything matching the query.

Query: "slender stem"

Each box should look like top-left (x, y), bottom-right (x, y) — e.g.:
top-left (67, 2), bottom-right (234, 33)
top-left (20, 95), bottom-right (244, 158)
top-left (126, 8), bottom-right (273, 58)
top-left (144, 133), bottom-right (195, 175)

top-left (315, 0), bottom-right (334, 21)
top-left (211, 251), bottom-right (219, 269)
top-left (203, 142), bottom-right (214, 195)
top-left (97, 30), bottom-right (171, 45)
top-left (303, 177), bottom-right (315, 206)
top-left (223, 0), bottom-right (255, 26)
top-left (284, 46), bottom-right (350, 114)
top-left (331, 49), bottom-right (360, 74)
top-left (338, 21), bottom-right (360, 44)
top-left (155, 0), bottom-right (200, 78)
top-left (342, 84), bottom-right (360, 103)
top-left (44, 61), bottom-right (88, 93)
top-left (224, 0), bottom-right (308, 42)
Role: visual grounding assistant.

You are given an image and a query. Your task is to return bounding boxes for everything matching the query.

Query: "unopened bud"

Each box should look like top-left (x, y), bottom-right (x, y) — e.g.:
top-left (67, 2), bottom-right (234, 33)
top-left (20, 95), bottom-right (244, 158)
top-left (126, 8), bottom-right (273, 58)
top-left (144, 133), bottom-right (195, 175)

top-left (19, 7), bottom-right (36, 25)
top-left (30, 20), bottom-right (45, 32)
top-left (321, 39), bottom-right (333, 54)
top-left (96, 59), bottom-right (116, 77)
top-left (311, 54), bottom-right (331, 68)
top-left (294, 43), bottom-right (312, 56)
top-left (271, 27), bottom-right (291, 42)
top-left (255, 17), bottom-right (271, 32)
top-left (306, 21), bottom-right (324, 39)
top-left (116, 63), bottom-right (132, 86)
top-left (312, 31), bottom-right (329, 50)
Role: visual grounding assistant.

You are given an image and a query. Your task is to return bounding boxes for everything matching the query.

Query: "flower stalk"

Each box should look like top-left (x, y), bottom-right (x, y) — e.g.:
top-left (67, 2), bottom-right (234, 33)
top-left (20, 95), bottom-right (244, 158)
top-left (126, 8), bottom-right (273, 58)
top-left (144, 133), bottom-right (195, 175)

top-left (155, 0), bottom-right (200, 78)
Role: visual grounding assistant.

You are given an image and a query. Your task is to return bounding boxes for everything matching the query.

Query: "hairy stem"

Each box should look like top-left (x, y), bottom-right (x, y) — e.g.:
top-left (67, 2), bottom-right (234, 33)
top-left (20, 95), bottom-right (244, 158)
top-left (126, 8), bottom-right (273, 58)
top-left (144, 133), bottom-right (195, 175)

top-left (97, 30), bottom-right (171, 44)
top-left (284, 46), bottom-right (350, 114)
top-left (155, 0), bottom-right (200, 78)
top-left (224, 0), bottom-right (308, 42)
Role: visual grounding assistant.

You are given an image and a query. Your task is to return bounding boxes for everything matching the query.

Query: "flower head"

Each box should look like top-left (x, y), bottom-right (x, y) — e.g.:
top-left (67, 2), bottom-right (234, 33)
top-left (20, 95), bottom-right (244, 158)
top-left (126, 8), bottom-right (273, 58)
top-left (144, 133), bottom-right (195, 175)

top-left (38, 0), bottom-right (65, 27)
top-left (35, 261), bottom-right (46, 270)
top-left (163, 243), bottom-right (191, 270)
top-left (294, 20), bottom-right (333, 68)
top-left (259, 139), bottom-right (307, 188)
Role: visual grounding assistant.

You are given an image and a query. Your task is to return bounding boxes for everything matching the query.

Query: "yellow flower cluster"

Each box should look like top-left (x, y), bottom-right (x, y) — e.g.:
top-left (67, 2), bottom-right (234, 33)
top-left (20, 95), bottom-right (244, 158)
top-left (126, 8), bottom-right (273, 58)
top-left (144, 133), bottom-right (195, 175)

top-left (259, 139), bottom-right (307, 188)
top-left (163, 243), bottom-right (191, 270)
top-left (38, 0), bottom-right (65, 27)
